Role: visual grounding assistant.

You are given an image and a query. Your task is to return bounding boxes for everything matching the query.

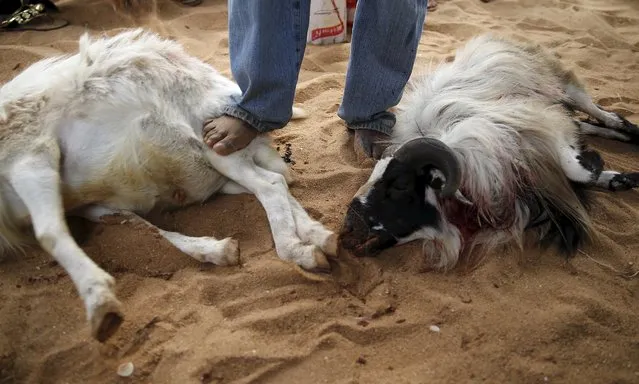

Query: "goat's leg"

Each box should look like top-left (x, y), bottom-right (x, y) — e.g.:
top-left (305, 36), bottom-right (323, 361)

top-left (9, 155), bottom-right (123, 342)
top-left (285, 194), bottom-right (338, 258)
top-left (250, 141), bottom-right (337, 254)
top-left (207, 153), bottom-right (330, 272)
top-left (252, 167), bottom-right (338, 257)
top-left (252, 139), bottom-right (294, 184)
top-left (565, 83), bottom-right (639, 136)
top-left (75, 205), bottom-right (239, 266)
top-left (221, 179), bottom-right (337, 257)
top-left (559, 145), bottom-right (639, 191)
top-left (221, 180), bottom-right (250, 195)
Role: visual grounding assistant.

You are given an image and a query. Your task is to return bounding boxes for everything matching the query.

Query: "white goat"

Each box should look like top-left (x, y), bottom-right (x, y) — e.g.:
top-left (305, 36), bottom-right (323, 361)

top-left (340, 33), bottom-right (639, 270)
top-left (0, 29), bottom-right (337, 342)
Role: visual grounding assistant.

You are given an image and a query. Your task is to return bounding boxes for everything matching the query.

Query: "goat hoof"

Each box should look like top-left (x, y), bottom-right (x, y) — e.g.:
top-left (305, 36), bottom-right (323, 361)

top-left (91, 297), bottom-right (124, 343)
top-left (222, 238), bottom-right (240, 266)
top-left (308, 247), bottom-right (331, 274)
top-left (322, 233), bottom-right (339, 258)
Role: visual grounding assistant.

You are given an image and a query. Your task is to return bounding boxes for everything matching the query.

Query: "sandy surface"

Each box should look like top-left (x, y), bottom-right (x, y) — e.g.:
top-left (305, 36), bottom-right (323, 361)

top-left (1, 0), bottom-right (639, 383)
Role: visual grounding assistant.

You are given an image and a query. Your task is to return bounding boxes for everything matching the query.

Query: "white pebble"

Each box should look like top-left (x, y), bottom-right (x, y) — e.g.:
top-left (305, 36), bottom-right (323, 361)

top-left (429, 325), bottom-right (440, 333)
top-left (117, 362), bottom-right (134, 377)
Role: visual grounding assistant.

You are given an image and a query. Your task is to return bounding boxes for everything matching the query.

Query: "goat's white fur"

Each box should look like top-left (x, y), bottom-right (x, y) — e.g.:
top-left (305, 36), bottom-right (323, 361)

top-left (0, 29), bottom-right (337, 342)
top-left (361, 33), bottom-right (636, 270)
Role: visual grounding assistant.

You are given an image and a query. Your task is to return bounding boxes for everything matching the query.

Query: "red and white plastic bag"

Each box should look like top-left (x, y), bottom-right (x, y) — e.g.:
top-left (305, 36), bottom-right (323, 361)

top-left (346, 0), bottom-right (356, 28)
top-left (307, 0), bottom-right (347, 45)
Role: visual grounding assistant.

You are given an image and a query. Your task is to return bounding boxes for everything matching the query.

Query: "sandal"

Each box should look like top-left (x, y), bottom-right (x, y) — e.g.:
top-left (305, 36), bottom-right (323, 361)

top-left (1, 0), bottom-right (68, 32)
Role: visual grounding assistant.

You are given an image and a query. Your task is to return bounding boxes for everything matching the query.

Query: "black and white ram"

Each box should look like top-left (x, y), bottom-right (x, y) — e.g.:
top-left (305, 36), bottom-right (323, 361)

top-left (339, 34), bottom-right (639, 270)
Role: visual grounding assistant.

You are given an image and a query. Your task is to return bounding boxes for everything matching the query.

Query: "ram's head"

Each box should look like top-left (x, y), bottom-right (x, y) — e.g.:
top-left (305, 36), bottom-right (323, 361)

top-left (339, 138), bottom-right (469, 261)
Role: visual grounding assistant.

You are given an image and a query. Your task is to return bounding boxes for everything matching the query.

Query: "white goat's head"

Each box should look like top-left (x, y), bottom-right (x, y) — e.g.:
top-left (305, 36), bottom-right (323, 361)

top-left (339, 138), bottom-right (469, 262)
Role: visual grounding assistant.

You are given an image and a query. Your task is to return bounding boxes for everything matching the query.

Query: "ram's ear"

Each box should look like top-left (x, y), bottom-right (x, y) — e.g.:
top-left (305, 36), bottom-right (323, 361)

top-left (423, 168), bottom-right (473, 206)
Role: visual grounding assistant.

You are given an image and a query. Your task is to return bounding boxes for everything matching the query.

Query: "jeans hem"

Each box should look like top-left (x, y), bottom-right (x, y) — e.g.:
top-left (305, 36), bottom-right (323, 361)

top-left (222, 105), bottom-right (279, 133)
top-left (345, 112), bottom-right (396, 135)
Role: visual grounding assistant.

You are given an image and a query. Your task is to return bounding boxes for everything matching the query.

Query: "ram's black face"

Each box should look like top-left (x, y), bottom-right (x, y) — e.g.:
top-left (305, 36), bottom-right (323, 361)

top-left (339, 158), bottom-right (441, 257)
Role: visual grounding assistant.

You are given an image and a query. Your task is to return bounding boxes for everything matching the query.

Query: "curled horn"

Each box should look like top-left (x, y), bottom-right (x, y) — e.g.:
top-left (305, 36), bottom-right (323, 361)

top-left (393, 137), bottom-right (462, 197)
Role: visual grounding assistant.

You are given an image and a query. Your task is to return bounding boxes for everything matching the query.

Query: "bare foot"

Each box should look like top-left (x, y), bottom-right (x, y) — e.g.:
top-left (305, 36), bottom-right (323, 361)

top-left (353, 129), bottom-right (391, 160)
top-left (428, 0), bottom-right (438, 11)
top-left (203, 115), bottom-right (259, 156)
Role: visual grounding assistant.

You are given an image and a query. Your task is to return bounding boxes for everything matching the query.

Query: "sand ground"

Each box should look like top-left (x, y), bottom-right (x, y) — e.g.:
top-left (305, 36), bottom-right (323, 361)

top-left (0, 0), bottom-right (638, 383)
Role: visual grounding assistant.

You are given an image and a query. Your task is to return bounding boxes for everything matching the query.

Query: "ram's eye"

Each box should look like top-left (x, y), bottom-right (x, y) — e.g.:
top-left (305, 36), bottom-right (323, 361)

top-left (392, 174), bottom-right (413, 190)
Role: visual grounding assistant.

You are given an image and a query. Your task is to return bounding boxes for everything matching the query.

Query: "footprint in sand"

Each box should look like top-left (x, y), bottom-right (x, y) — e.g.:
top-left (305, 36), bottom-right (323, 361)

top-left (516, 17), bottom-right (571, 33)
top-left (598, 13), bottom-right (639, 29)
top-left (573, 36), bottom-right (607, 50)
top-left (196, 355), bottom-right (295, 384)
top-left (597, 96), bottom-right (639, 107)
top-left (426, 22), bottom-right (485, 40)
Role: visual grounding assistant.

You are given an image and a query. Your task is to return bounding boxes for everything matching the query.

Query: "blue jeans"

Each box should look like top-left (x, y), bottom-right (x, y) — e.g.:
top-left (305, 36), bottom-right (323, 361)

top-left (223, 0), bottom-right (429, 135)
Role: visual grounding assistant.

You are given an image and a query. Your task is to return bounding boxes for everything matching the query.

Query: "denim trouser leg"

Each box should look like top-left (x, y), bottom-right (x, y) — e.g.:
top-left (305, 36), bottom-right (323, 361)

top-left (338, 0), bottom-right (429, 135)
top-left (223, 0), bottom-right (311, 133)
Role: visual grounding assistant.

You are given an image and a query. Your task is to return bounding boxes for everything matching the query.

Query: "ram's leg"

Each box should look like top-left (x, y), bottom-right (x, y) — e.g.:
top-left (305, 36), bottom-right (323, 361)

top-left (207, 153), bottom-right (330, 272)
top-left (76, 205), bottom-right (239, 266)
top-left (565, 83), bottom-right (639, 135)
top-left (576, 120), bottom-right (634, 142)
top-left (559, 144), bottom-right (639, 191)
top-left (9, 155), bottom-right (123, 342)
top-left (559, 143), bottom-right (604, 184)
top-left (591, 171), bottom-right (639, 191)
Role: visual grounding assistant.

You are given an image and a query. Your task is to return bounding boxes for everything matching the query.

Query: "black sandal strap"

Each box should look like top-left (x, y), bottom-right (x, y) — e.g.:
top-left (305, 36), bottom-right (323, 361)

top-left (1, 2), bottom-right (46, 29)
top-left (1, 0), bottom-right (68, 31)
